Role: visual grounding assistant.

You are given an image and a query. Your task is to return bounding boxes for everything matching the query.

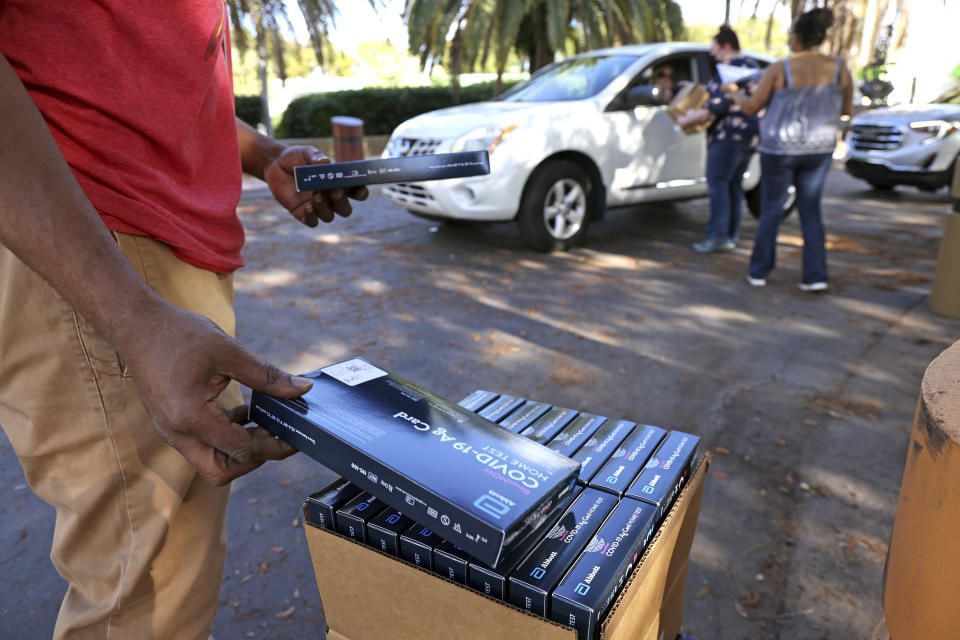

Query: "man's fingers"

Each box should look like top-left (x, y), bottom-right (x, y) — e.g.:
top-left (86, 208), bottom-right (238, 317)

top-left (177, 435), bottom-right (264, 486)
top-left (290, 200), bottom-right (320, 227)
top-left (225, 404), bottom-right (250, 425)
top-left (308, 194), bottom-right (336, 222)
top-left (219, 345), bottom-right (313, 399)
top-left (172, 412), bottom-right (298, 486)
top-left (348, 185), bottom-right (369, 201)
top-left (246, 425), bottom-right (297, 460)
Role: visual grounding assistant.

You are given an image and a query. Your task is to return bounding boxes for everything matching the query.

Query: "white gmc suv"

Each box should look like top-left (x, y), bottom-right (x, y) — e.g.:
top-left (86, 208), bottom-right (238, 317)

top-left (381, 43), bottom-right (774, 251)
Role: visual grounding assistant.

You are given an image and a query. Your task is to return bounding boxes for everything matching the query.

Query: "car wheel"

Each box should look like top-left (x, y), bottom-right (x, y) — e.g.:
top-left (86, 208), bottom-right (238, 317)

top-left (869, 182), bottom-right (895, 191)
top-left (746, 184), bottom-right (797, 221)
top-left (517, 160), bottom-right (593, 252)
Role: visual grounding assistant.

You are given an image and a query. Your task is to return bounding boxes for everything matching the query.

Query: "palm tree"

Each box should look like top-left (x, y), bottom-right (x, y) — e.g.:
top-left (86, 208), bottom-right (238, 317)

top-left (404, 0), bottom-right (685, 101)
top-left (227, 0), bottom-right (381, 135)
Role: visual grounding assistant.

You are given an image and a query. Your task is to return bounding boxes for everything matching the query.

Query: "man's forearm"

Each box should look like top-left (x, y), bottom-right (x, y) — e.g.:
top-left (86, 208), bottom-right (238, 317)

top-left (236, 119), bottom-right (287, 180)
top-left (0, 53), bottom-right (164, 353)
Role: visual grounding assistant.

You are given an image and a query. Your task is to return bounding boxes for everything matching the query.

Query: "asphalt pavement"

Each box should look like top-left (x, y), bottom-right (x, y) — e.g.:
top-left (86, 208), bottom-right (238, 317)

top-left (1, 167), bottom-right (956, 639)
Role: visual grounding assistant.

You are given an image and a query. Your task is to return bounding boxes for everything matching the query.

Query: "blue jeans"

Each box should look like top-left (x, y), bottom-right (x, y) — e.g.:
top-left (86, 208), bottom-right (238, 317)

top-left (704, 139), bottom-right (751, 242)
top-left (749, 152), bottom-right (832, 284)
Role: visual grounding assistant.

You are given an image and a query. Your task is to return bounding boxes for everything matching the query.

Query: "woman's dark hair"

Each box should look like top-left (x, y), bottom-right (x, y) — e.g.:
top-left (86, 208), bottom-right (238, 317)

top-left (792, 8), bottom-right (834, 48)
top-left (713, 24), bottom-right (741, 51)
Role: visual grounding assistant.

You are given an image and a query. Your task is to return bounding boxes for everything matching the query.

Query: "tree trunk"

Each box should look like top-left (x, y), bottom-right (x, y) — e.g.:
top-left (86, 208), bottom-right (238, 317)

top-left (790, 0), bottom-right (805, 23)
top-left (494, 69), bottom-right (503, 98)
top-left (531, 2), bottom-right (554, 72)
top-left (255, 8), bottom-right (273, 137)
top-left (765, 6), bottom-right (776, 52)
top-left (855, 0), bottom-right (883, 69)
top-left (450, 25), bottom-right (464, 105)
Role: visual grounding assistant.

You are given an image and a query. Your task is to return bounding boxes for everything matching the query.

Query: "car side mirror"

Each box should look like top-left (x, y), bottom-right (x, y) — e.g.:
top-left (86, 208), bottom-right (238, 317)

top-left (626, 85), bottom-right (668, 108)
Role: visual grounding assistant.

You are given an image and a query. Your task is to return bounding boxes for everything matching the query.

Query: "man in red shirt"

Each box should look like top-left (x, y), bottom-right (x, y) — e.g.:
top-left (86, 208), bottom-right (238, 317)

top-left (0, 3), bottom-right (366, 638)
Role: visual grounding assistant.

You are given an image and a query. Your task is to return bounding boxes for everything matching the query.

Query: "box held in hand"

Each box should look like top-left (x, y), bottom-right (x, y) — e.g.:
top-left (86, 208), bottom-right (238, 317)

top-left (294, 151), bottom-right (490, 191)
top-left (250, 357), bottom-right (580, 565)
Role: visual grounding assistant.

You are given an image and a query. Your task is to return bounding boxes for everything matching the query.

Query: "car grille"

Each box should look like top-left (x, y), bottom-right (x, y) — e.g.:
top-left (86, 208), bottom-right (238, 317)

top-left (850, 124), bottom-right (904, 151)
top-left (387, 137), bottom-right (443, 157)
top-left (384, 183), bottom-right (435, 205)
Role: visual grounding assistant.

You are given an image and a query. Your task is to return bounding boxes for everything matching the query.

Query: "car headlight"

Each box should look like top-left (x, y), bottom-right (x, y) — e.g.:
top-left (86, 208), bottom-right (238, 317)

top-left (910, 120), bottom-right (960, 143)
top-left (450, 125), bottom-right (518, 155)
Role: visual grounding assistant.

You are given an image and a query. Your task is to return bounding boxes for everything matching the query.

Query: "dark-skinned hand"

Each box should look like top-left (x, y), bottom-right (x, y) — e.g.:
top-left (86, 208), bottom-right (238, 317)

top-left (263, 146), bottom-right (370, 226)
top-left (123, 302), bottom-right (312, 486)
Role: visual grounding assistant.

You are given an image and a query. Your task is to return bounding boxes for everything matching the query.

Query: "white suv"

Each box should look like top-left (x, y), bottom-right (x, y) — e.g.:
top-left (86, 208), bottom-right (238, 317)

top-left (381, 43), bottom-right (774, 251)
top-left (845, 88), bottom-right (960, 192)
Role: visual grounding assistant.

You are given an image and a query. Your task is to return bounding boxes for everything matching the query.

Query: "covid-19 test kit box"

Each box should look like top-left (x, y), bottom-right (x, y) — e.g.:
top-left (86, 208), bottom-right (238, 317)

top-left (250, 358), bottom-right (580, 566)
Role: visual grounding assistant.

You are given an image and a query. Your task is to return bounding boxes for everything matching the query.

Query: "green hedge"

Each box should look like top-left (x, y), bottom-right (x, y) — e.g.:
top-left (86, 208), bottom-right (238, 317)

top-left (276, 80), bottom-right (521, 139)
top-left (235, 95), bottom-right (264, 127)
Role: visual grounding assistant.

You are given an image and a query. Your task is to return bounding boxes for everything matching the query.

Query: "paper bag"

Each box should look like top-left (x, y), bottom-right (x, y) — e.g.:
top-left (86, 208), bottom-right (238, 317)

top-left (665, 83), bottom-right (712, 135)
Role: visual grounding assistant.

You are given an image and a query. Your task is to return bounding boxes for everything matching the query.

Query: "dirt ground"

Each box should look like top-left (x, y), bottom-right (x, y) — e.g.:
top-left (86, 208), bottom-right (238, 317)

top-left (1, 167), bottom-right (956, 640)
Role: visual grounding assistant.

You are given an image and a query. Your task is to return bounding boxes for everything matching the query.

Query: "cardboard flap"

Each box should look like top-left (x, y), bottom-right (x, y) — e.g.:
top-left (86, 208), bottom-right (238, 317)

top-left (306, 525), bottom-right (576, 640)
top-left (601, 454), bottom-right (710, 640)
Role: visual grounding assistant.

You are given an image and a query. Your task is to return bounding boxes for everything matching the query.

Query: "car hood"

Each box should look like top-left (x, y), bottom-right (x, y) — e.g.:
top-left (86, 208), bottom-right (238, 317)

top-left (390, 100), bottom-right (599, 139)
top-left (853, 104), bottom-right (960, 126)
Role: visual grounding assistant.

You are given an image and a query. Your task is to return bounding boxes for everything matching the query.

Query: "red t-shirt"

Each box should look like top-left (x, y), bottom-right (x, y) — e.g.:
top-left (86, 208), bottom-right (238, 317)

top-left (1, 1), bottom-right (245, 273)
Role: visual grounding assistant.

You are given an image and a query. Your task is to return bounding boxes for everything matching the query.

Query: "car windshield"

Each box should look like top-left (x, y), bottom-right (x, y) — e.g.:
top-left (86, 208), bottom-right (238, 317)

top-left (498, 55), bottom-right (640, 102)
top-left (931, 88), bottom-right (960, 104)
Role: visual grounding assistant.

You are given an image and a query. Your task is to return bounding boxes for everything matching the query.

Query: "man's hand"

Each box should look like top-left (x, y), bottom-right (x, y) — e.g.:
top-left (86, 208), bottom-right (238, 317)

top-left (123, 302), bottom-right (311, 485)
top-left (263, 146), bottom-right (369, 227)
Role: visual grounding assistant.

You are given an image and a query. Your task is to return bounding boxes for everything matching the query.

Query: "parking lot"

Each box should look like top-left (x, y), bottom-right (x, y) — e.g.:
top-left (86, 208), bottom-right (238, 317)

top-left (1, 166), bottom-right (957, 639)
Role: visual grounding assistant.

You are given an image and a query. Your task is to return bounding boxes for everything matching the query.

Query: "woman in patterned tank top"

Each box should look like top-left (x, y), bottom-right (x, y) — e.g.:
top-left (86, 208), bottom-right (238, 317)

top-left (678, 25), bottom-right (759, 254)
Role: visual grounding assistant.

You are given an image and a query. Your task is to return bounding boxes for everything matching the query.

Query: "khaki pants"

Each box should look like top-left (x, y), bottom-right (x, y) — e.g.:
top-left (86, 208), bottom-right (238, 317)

top-left (0, 233), bottom-right (242, 639)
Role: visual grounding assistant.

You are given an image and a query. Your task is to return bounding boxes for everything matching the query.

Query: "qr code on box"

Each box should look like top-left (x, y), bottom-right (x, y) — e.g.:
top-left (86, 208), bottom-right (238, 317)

top-left (321, 358), bottom-right (387, 386)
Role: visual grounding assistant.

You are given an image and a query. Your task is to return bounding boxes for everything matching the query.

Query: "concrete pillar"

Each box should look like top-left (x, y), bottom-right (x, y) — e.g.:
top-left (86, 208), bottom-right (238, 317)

top-left (882, 340), bottom-right (960, 638)
top-left (331, 116), bottom-right (365, 162)
top-left (929, 162), bottom-right (960, 318)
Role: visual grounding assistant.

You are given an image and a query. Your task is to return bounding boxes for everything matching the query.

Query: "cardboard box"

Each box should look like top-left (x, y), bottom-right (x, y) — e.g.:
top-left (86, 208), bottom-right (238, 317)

top-left (304, 454), bottom-right (709, 640)
top-left (665, 83), bottom-right (712, 135)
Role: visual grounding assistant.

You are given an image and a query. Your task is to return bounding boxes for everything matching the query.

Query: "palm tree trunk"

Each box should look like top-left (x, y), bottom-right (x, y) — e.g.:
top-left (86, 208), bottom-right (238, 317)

top-left (450, 25), bottom-right (464, 105)
top-left (254, 7), bottom-right (273, 136)
top-left (532, 1), bottom-right (554, 72)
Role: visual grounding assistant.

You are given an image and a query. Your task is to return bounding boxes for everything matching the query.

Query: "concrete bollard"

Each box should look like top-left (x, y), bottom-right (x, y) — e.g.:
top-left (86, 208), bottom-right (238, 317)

top-left (929, 162), bottom-right (960, 318)
top-left (331, 116), bottom-right (365, 162)
top-left (881, 340), bottom-right (960, 638)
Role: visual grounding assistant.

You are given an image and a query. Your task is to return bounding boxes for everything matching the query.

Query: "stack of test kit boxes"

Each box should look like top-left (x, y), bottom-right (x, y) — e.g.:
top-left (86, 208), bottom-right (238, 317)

top-left (265, 360), bottom-right (709, 640)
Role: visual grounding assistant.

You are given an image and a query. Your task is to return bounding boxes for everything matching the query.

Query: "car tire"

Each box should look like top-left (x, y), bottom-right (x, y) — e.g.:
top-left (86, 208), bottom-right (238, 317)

top-left (517, 160), bottom-right (593, 252)
top-left (868, 182), bottom-right (894, 191)
top-left (746, 184), bottom-right (797, 221)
